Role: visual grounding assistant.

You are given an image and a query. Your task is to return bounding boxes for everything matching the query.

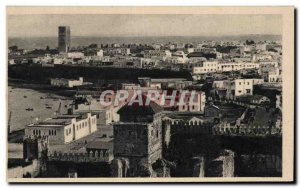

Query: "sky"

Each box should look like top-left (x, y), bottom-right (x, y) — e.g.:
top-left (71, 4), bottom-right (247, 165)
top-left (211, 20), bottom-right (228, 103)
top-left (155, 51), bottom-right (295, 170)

top-left (7, 14), bottom-right (282, 38)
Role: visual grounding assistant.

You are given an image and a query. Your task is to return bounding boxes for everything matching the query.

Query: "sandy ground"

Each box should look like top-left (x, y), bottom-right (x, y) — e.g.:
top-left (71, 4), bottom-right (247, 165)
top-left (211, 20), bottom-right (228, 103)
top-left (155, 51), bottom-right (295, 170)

top-left (8, 86), bottom-right (72, 132)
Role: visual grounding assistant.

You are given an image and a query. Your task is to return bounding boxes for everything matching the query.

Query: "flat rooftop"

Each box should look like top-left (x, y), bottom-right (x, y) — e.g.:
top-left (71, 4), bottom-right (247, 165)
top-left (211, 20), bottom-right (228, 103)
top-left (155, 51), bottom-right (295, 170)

top-left (48, 130), bottom-right (113, 154)
top-left (27, 114), bottom-right (90, 127)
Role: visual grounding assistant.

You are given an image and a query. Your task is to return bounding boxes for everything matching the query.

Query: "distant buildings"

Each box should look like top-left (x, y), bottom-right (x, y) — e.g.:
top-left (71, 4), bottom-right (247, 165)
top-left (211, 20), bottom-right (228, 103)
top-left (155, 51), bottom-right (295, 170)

top-left (25, 113), bottom-right (97, 145)
top-left (67, 52), bottom-right (84, 59)
top-left (191, 60), bottom-right (259, 75)
top-left (138, 77), bottom-right (192, 90)
top-left (143, 50), bottom-right (172, 61)
top-left (58, 26), bottom-right (71, 53)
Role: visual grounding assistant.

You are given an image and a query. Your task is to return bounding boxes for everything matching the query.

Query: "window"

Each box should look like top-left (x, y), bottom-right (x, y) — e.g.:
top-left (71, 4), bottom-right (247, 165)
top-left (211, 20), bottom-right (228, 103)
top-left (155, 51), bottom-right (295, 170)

top-left (66, 130), bottom-right (68, 136)
top-left (239, 82), bottom-right (241, 85)
top-left (238, 90), bottom-right (242, 93)
top-left (246, 89), bottom-right (251, 94)
top-left (247, 82), bottom-right (250, 85)
top-left (49, 130), bottom-right (51, 135)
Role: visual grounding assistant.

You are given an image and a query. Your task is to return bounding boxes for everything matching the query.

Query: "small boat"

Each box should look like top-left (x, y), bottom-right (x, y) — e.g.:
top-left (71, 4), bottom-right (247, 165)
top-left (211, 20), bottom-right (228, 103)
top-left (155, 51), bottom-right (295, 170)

top-left (24, 96), bottom-right (27, 98)
top-left (40, 97), bottom-right (44, 99)
top-left (25, 108), bottom-right (34, 111)
top-left (46, 106), bottom-right (52, 109)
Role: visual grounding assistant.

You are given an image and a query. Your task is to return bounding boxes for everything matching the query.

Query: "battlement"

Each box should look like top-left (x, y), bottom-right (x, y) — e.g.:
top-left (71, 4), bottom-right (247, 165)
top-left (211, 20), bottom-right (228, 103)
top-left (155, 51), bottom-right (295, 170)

top-left (48, 150), bottom-right (113, 163)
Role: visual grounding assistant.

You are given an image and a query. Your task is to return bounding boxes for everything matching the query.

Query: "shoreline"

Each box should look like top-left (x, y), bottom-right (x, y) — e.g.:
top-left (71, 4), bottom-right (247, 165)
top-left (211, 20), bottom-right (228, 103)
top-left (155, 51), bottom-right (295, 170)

top-left (8, 78), bottom-right (76, 98)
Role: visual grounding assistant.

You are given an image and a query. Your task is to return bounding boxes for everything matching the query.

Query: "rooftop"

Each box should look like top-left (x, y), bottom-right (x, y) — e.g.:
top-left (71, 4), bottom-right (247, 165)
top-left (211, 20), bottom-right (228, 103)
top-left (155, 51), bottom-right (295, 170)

top-left (164, 111), bottom-right (205, 121)
top-left (48, 130), bottom-right (112, 154)
top-left (27, 113), bottom-right (90, 127)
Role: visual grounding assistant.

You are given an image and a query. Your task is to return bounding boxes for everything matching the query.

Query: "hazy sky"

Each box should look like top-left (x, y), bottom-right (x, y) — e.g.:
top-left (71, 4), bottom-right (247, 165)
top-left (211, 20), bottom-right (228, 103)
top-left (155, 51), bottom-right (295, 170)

top-left (7, 14), bottom-right (282, 38)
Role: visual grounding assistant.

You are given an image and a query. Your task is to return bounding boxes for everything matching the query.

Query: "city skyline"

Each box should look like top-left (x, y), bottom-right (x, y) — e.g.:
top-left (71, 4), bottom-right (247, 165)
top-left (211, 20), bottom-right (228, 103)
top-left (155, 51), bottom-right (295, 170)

top-left (7, 14), bottom-right (282, 38)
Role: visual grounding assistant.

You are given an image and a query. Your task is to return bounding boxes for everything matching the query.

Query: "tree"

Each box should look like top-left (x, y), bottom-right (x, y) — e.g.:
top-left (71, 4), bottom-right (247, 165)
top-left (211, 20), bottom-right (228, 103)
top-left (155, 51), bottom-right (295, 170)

top-left (9, 45), bottom-right (18, 51)
top-left (88, 43), bottom-right (98, 48)
top-left (246, 40), bottom-right (255, 45)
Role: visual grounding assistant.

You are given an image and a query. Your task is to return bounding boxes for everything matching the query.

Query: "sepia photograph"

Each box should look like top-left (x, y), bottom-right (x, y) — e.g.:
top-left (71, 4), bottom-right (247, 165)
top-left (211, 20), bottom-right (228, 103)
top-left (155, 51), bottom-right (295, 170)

top-left (6, 6), bottom-right (294, 183)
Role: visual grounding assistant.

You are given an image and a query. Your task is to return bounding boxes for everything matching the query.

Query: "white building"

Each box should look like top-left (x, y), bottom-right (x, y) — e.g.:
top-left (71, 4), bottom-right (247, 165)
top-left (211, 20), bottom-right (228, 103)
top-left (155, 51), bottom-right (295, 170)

top-left (192, 61), bottom-right (218, 74)
top-left (187, 48), bottom-right (195, 53)
top-left (8, 59), bottom-right (15, 65)
top-left (73, 95), bottom-right (121, 127)
top-left (213, 78), bottom-right (259, 99)
top-left (25, 113), bottom-right (97, 145)
top-left (67, 52), bottom-right (84, 59)
top-left (259, 61), bottom-right (279, 68)
top-left (256, 43), bottom-right (267, 51)
top-left (240, 45), bottom-right (254, 54)
top-left (233, 79), bottom-right (253, 97)
top-left (268, 67), bottom-right (281, 83)
top-left (51, 77), bottom-right (84, 88)
top-left (97, 49), bottom-right (104, 57)
top-left (177, 91), bottom-right (206, 113)
top-left (217, 62), bottom-right (259, 72)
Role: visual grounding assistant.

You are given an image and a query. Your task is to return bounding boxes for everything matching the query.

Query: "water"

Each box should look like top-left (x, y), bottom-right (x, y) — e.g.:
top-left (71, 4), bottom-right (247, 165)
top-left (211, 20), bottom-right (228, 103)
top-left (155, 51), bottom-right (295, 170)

top-left (8, 35), bottom-right (281, 50)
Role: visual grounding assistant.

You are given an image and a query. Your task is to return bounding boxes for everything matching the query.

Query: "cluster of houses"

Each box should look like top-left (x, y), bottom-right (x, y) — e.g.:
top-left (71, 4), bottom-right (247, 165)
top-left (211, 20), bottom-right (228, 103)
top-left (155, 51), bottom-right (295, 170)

top-left (14, 39), bottom-right (283, 178)
top-left (9, 40), bottom-right (282, 84)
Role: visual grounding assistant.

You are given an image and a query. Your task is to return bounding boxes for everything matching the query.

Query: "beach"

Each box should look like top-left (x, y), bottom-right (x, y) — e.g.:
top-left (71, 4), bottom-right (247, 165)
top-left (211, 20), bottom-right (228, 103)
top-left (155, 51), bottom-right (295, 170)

top-left (8, 85), bottom-right (72, 133)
